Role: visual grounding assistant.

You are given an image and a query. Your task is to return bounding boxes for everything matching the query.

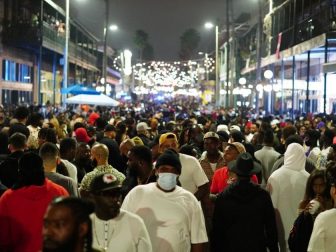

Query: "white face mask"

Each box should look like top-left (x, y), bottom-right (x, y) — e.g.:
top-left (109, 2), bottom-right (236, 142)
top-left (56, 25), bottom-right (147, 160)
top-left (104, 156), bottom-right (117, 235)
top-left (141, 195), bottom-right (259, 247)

top-left (157, 173), bottom-right (178, 191)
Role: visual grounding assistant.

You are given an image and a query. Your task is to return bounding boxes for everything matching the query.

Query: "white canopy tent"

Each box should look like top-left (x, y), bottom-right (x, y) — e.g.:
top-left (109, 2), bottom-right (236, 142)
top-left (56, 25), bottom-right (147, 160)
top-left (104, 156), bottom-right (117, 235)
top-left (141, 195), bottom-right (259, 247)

top-left (65, 94), bottom-right (120, 106)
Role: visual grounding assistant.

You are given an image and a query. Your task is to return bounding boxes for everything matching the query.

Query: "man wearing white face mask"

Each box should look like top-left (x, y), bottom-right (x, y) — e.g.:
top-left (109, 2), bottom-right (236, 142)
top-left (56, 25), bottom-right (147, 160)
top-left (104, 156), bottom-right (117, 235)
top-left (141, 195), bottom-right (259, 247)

top-left (122, 149), bottom-right (208, 252)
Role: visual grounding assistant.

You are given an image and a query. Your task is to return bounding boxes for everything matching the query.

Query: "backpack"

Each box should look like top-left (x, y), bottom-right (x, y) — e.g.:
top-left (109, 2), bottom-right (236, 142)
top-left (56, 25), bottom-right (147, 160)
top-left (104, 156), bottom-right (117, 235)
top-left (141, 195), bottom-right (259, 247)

top-left (288, 212), bottom-right (314, 252)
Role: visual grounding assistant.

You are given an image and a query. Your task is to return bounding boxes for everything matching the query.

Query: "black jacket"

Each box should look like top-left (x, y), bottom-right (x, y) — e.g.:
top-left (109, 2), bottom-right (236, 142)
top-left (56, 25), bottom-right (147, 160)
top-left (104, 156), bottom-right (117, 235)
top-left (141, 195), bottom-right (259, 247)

top-left (211, 179), bottom-right (279, 252)
top-left (99, 137), bottom-right (125, 174)
top-left (0, 151), bottom-right (24, 188)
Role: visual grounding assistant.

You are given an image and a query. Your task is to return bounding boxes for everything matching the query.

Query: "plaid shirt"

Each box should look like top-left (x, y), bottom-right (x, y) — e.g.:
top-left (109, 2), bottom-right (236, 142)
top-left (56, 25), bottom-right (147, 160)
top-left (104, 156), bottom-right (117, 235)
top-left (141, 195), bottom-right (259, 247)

top-left (80, 164), bottom-right (125, 191)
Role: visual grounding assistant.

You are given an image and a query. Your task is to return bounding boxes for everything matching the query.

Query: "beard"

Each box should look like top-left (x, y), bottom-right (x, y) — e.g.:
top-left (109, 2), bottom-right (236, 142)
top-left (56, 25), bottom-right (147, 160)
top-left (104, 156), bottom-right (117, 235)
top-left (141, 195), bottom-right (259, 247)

top-left (91, 158), bottom-right (98, 167)
top-left (77, 158), bottom-right (94, 172)
top-left (43, 234), bottom-right (78, 252)
top-left (127, 166), bottom-right (139, 178)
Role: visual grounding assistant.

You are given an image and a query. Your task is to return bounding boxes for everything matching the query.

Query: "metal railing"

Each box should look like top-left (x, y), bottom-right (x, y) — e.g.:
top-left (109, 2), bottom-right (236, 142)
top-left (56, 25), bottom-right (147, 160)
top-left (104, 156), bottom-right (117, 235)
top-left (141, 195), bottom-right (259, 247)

top-left (270, 0), bottom-right (332, 53)
top-left (42, 22), bottom-right (97, 65)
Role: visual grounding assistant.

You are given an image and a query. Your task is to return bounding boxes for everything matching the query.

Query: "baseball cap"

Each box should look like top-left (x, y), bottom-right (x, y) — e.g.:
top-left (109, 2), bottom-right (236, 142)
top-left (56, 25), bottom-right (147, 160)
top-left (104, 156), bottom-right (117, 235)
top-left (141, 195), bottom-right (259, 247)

top-left (230, 125), bottom-right (241, 132)
top-left (75, 128), bottom-right (90, 143)
top-left (203, 131), bottom-right (219, 140)
top-left (136, 122), bottom-right (151, 132)
top-left (88, 112), bottom-right (99, 126)
top-left (132, 136), bottom-right (144, 146)
top-left (317, 121), bottom-right (326, 130)
top-left (245, 121), bottom-right (252, 129)
top-left (159, 132), bottom-right (178, 146)
top-left (228, 142), bottom-right (246, 154)
top-left (271, 119), bottom-right (280, 126)
top-left (217, 124), bottom-right (229, 134)
top-left (89, 173), bottom-right (123, 193)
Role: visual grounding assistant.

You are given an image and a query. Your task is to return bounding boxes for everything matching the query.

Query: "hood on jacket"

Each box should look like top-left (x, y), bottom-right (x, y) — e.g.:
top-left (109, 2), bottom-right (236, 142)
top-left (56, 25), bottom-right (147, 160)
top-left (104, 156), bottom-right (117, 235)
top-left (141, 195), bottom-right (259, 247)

top-left (283, 143), bottom-right (306, 171)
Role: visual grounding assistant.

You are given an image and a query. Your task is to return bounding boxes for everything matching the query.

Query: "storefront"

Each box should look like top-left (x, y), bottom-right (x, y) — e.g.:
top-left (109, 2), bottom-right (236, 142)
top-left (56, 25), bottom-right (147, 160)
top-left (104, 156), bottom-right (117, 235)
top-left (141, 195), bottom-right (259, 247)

top-left (0, 54), bottom-right (34, 105)
top-left (255, 33), bottom-right (336, 116)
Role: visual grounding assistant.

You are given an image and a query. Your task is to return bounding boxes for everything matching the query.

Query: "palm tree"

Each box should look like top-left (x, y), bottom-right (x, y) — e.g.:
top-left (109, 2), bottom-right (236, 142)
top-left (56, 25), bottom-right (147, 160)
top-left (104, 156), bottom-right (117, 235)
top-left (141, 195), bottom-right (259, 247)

top-left (133, 30), bottom-right (149, 62)
top-left (179, 28), bottom-right (201, 60)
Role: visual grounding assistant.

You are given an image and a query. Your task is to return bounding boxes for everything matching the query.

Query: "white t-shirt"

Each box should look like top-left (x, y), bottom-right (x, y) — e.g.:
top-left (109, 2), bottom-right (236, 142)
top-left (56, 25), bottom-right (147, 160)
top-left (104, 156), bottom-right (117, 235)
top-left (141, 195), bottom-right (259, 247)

top-left (209, 163), bottom-right (217, 172)
top-left (61, 159), bottom-right (78, 183)
top-left (308, 208), bottom-right (336, 252)
top-left (91, 210), bottom-right (152, 252)
top-left (179, 153), bottom-right (209, 194)
top-left (122, 183), bottom-right (208, 252)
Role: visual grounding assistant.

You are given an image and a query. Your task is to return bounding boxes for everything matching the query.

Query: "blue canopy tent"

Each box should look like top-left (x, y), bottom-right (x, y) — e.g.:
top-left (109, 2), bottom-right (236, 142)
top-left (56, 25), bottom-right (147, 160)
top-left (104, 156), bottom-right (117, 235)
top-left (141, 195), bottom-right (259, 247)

top-left (61, 84), bottom-right (100, 95)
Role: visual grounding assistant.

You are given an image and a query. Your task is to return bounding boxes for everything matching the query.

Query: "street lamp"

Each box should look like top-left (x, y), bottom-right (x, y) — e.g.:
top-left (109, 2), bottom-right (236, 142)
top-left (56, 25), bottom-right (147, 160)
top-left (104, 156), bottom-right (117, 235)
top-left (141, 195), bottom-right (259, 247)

top-left (264, 70), bottom-right (274, 79)
top-left (109, 24), bottom-right (118, 31)
top-left (239, 77), bottom-right (247, 85)
top-left (103, 23), bottom-right (118, 94)
top-left (205, 22), bottom-right (219, 106)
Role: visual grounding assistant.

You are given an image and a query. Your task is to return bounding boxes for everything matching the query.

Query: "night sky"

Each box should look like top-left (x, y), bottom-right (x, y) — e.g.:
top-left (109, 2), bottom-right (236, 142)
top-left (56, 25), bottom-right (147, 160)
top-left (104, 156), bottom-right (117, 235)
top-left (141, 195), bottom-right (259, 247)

top-left (57, 0), bottom-right (258, 61)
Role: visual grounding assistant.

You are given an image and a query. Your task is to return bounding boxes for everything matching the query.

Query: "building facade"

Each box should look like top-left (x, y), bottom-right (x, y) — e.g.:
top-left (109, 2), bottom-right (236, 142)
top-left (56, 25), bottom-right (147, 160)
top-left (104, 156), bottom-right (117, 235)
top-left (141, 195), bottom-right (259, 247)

top-left (0, 0), bottom-right (101, 105)
top-left (220, 0), bottom-right (336, 116)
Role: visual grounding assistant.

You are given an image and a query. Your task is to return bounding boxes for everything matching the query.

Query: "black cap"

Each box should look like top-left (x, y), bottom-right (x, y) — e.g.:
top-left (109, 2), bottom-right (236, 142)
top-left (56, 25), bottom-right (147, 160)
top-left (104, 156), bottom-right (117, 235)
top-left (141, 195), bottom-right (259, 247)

top-left (89, 173), bottom-right (122, 192)
top-left (155, 149), bottom-right (181, 174)
top-left (228, 152), bottom-right (261, 177)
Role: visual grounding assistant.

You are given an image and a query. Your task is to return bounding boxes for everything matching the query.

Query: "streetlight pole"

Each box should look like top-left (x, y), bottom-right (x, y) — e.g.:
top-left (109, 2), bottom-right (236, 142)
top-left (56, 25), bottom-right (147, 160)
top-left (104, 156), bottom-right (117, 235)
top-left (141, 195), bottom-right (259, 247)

top-left (205, 53), bottom-right (209, 81)
top-left (102, 0), bottom-right (109, 91)
top-left (215, 25), bottom-right (220, 107)
top-left (63, 0), bottom-right (70, 105)
top-left (225, 0), bottom-right (230, 108)
top-left (205, 22), bottom-right (220, 106)
top-left (255, 0), bottom-right (263, 114)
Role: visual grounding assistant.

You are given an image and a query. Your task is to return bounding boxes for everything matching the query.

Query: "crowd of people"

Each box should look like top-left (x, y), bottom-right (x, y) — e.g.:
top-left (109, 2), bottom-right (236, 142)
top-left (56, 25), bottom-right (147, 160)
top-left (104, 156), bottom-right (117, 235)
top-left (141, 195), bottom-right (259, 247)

top-left (0, 103), bottom-right (336, 252)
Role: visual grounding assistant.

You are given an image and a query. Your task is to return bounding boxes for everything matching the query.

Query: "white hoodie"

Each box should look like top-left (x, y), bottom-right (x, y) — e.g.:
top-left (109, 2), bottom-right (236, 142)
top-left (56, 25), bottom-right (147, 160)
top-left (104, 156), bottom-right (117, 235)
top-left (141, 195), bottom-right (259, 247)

top-left (267, 143), bottom-right (309, 252)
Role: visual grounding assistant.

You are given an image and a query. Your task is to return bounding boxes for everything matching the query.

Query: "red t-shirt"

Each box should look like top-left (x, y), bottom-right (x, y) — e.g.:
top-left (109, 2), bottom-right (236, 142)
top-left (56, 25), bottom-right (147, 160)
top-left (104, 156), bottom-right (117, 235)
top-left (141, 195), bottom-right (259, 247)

top-left (210, 166), bottom-right (259, 194)
top-left (0, 179), bottom-right (68, 252)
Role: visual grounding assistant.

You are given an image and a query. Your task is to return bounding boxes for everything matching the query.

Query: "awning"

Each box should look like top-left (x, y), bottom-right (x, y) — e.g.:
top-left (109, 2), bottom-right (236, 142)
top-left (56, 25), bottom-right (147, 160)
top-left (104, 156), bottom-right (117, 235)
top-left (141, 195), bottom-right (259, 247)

top-left (65, 94), bottom-right (119, 106)
top-left (61, 84), bottom-right (100, 95)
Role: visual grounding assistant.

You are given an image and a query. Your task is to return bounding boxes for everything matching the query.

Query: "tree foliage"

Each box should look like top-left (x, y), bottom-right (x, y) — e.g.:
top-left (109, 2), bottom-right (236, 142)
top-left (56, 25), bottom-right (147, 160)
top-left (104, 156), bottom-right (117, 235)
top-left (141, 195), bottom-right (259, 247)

top-left (143, 43), bottom-right (154, 61)
top-left (179, 28), bottom-right (201, 60)
top-left (133, 29), bottom-right (154, 61)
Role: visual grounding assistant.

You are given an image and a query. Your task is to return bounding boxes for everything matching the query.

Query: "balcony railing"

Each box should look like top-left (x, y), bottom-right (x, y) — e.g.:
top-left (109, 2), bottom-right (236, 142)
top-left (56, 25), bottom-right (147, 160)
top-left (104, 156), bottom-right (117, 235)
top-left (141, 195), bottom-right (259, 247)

top-left (2, 21), bottom-right (97, 67)
top-left (42, 22), bottom-right (97, 66)
top-left (270, 0), bottom-right (332, 53)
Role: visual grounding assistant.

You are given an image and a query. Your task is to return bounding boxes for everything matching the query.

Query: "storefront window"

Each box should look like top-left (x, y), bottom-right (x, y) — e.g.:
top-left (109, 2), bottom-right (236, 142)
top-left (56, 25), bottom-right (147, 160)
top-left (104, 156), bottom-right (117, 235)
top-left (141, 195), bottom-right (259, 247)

top-left (2, 59), bottom-right (32, 83)
top-left (2, 59), bottom-right (16, 81)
